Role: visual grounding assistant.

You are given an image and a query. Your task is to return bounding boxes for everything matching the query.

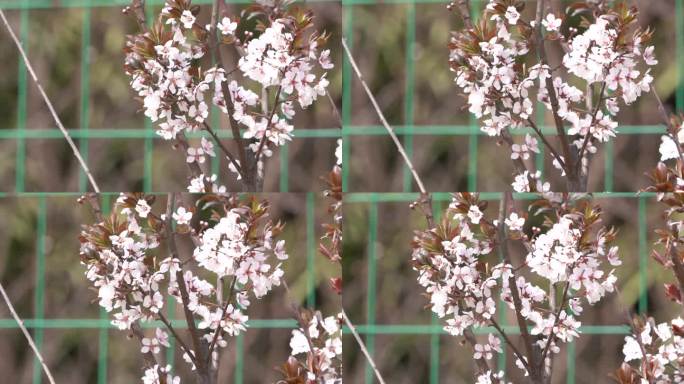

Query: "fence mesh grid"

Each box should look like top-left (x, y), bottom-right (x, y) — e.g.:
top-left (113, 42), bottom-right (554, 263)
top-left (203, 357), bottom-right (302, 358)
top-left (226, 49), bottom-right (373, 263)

top-left (0, 0), bottom-right (682, 382)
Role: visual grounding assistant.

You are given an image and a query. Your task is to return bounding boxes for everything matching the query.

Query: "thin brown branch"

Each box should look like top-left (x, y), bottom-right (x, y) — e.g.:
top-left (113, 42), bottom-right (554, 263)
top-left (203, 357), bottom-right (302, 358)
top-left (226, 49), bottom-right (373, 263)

top-left (207, 276), bottom-right (237, 357)
top-left (165, 194), bottom-right (209, 377)
top-left (209, 0), bottom-right (221, 64)
top-left (326, 90), bottom-right (343, 129)
top-left (527, 118), bottom-right (566, 169)
top-left (217, 60), bottom-right (254, 190)
top-left (0, 282), bottom-right (57, 384)
top-left (125, 0), bottom-right (148, 33)
top-left (157, 311), bottom-right (199, 367)
top-left (210, 2), bottom-right (254, 190)
top-left (0, 9), bottom-right (100, 193)
top-left (463, 328), bottom-right (495, 375)
top-left (253, 85), bottom-right (283, 167)
top-left (202, 122), bottom-right (244, 178)
top-left (575, 81), bottom-right (607, 170)
top-left (540, 282), bottom-right (570, 363)
top-left (453, 0), bottom-right (473, 29)
top-left (534, 0), bottom-right (576, 189)
top-left (341, 37), bottom-right (427, 194)
top-left (341, 310), bottom-right (387, 384)
top-left (498, 192), bottom-right (540, 379)
top-left (489, 318), bottom-right (530, 369)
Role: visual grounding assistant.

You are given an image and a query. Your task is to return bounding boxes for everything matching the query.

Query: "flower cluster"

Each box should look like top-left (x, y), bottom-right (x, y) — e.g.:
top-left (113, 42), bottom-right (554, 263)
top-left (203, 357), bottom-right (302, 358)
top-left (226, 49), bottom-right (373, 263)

top-left (142, 364), bottom-right (181, 384)
top-left (79, 193), bottom-right (288, 381)
top-left (124, 0), bottom-right (333, 190)
top-left (616, 317), bottom-right (684, 383)
top-left (412, 193), bottom-right (619, 377)
top-left (278, 310), bottom-right (343, 384)
top-left (617, 114), bottom-right (684, 383)
top-left (449, 1), bottom-right (656, 190)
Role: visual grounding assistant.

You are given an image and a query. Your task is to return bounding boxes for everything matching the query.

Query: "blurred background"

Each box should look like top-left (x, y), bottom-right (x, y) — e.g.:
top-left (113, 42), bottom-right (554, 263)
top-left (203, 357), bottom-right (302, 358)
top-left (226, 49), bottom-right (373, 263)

top-left (343, 193), bottom-right (681, 383)
top-left (343, 0), bottom-right (682, 192)
top-left (0, 0), bottom-right (341, 192)
top-left (0, 193), bottom-right (341, 383)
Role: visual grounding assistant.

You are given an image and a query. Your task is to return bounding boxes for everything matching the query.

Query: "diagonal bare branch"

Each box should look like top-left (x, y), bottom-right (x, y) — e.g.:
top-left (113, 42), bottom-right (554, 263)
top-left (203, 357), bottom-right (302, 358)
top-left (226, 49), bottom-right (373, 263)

top-left (0, 9), bottom-right (100, 193)
top-left (0, 282), bottom-right (56, 384)
top-left (341, 37), bottom-right (427, 194)
top-left (341, 310), bottom-right (387, 384)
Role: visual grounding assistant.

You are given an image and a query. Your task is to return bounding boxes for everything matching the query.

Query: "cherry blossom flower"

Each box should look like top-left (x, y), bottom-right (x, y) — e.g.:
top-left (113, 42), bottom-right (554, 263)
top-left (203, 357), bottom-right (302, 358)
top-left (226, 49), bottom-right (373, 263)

top-left (474, 334), bottom-right (503, 360)
top-left (542, 14), bottom-right (562, 32)
top-left (217, 17), bottom-right (236, 36)
top-left (173, 206), bottom-right (193, 225)
top-left (475, 371), bottom-right (508, 384)
top-left (180, 10), bottom-right (195, 29)
top-left (142, 365), bottom-right (180, 384)
top-left (135, 199), bottom-right (151, 218)
top-left (505, 212), bottom-right (524, 232)
top-left (186, 147), bottom-right (206, 164)
top-left (504, 6), bottom-right (520, 25)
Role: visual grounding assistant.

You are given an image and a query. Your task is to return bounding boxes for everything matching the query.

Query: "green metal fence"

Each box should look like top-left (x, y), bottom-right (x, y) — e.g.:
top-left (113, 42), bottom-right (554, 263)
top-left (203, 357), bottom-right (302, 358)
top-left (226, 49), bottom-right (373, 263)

top-left (0, 192), bottom-right (320, 384)
top-left (345, 192), bottom-right (653, 384)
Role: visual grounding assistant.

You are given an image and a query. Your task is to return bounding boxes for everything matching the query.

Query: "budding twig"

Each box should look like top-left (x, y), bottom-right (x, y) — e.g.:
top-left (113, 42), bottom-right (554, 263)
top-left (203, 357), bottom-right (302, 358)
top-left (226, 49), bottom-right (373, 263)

top-left (0, 281), bottom-right (56, 384)
top-left (0, 9), bottom-right (100, 193)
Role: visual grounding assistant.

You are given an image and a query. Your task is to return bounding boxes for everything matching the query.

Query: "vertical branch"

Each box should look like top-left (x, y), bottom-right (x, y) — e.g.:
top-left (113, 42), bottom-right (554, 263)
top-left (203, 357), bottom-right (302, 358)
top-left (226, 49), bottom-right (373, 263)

top-left (165, 194), bottom-right (213, 384)
top-left (533, 0), bottom-right (577, 190)
top-left (0, 9), bottom-right (100, 193)
top-left (210, 1), bottom-right (255, 191)
top-left (218, 79), bottom-right (256, 191)
top-left (452, 0), bottom-right (473, 29)
top-left (0, 282), bottom-right (56, 384)
top-left (498, 192), bottom-right (542, 382)
top-left (125, 0), bottom-right (148, 32)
